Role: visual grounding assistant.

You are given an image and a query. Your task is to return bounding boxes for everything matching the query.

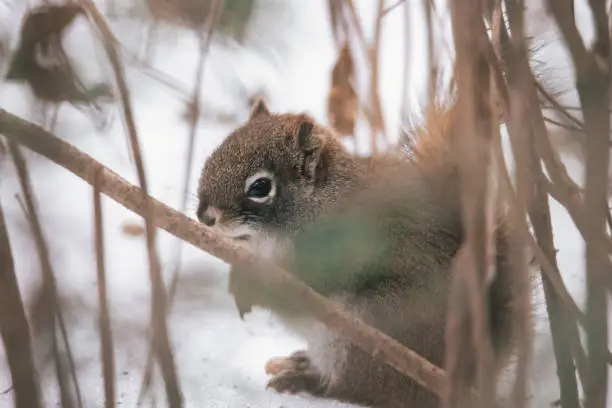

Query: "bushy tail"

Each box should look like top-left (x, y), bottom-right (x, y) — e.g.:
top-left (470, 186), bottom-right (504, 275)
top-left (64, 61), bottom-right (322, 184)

top-left (398, 102), bottom-right (461, 202)
top-left (400, 101), bottom-right (519, 260)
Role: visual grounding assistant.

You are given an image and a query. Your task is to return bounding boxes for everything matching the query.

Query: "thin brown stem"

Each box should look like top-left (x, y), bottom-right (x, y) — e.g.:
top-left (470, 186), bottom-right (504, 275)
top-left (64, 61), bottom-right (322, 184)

top-left (0, 193), bottom-right (42, 408)
top-left (500, 4), bottom-right (533, 406)
top-left (543, 116), bottom-right (584, 133)
top-left (172, 0), bottom-right (223, 321)
top-left (370, 0), bottom-right (386, 151)
top-left (423, 0), bottom-right (437, 105)
top-left (498, 7), bottom-right (588, 405)
top-left (9, 142), bottom-right (81, 408)
top-left (77, 2), bottom-right (183, 405)
top-left (536, 81), bottom-right (585, 131)
top-left (547, 0), bottom-right (589, 75)
top-left (446, 1), bottom-right (498, 406)
top-left (548, 1), bottom-right (611, 407)
top-left (343, 0), bottom-right (369, 56)
top-left (93, 168), bottom-right (115, 408)
top-left (382, 0), bottom-right (404, 17)
top-left (495, 125), bottom-right (583, 408)
top-left (138, 1), bottom-right (223, 402)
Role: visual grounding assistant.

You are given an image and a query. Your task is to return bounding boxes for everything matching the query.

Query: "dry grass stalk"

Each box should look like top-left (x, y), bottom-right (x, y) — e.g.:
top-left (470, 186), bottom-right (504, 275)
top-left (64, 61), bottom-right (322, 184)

top-left (547, 2), bottom-right (611, 408)
top-left (0, 107), bottom-right (482, 403)
top-left (175, 0), bottom-right (224, 272)
top-left (382, 0), bottom-right (405, 17)
top-left (93, 168), bottom-right (116, 408)
top-left (342, 0), bottom-right (368, 55)
top-left (529, 95), bottom-right (612, 262)
top-left (498, 3), bottom-right (581, 407)
top-left (497, 3), bottom-right (534, 407)
top-left (493, 118), bottom-right (585, 408)
top-left (536, 81), bottom-right (586, 133)
top-left (445, 0), bottom-right (500, 406)
top-left (138, 0), bottom-right (223, 403)
top-left (76, 1), bottom-right (183, 405)
top-left (9, 142), bottom-right (83, 408)
top-left (494, 127), bottom-right (591, 397)
top-left (327, 0), bottom-right (347, 46)
top-left (368, 0), bottom-right (387, 151)
top-left (489, 3), bottom-right (601, 405)
top-left (521, 8), bottom-right (612, 269)
top-left (118, 42), bottom-right (193, 100)
top-left (423, 0), bottom-right (437, 105)
top-left (484, 2), bottom-right (612, 407)
top-left (487, 22), bottom-right (585, 211)
top-left (532, 173), bottom-right (582, 408)
top-left (484, 8), bottom-right (607, 358)
top-left (0, 195), bottom-right (42, 408)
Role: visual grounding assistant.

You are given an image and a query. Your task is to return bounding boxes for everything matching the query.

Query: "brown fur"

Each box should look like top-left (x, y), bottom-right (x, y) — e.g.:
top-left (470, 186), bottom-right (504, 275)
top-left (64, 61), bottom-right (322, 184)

top-left (196, 100), bottom-right (523, 408)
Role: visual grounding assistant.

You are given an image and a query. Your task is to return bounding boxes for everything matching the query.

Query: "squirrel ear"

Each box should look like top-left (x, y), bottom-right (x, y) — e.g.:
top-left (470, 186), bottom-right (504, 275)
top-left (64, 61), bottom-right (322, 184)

top-left (249, 98), bottom-right (270, 120)
top-left (295, 118), bottom-right (315, 150)
top-left (293, 116), bottom-right (327, 184)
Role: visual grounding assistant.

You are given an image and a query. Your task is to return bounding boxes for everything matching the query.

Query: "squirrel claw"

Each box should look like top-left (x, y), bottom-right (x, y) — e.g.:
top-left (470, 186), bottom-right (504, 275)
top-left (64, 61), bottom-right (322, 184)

top-left (265, 350), bottom-right (310, 375)
top-left (266, 370), bottom-right (324, 395)
top-left (264, 351), bottom-right (325, 396)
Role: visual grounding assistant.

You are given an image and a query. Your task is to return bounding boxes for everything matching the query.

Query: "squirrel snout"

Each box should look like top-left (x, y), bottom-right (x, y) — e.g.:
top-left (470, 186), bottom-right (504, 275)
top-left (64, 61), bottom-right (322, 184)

top-left (196, 201), bottom-right (218, 227)
top-left (200, 211), bottom-right (217, 227)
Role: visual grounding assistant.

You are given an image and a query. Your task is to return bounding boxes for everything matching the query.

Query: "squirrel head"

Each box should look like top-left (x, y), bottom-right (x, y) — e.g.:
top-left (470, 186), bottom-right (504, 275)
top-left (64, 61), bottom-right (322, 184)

top-left (196, 99), bottom-right (356, 243)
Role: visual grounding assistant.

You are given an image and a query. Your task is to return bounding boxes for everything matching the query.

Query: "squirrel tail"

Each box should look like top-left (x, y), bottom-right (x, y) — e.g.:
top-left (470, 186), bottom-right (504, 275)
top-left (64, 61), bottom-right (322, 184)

top-left (400, 101), bottom-right (516, 241)
top-left (398, 102), bottom-right (460, 200)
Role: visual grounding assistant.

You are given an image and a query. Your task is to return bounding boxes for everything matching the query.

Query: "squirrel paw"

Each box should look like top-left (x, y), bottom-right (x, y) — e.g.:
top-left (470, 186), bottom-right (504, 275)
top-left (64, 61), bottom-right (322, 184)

top-left (265, 351), bottom-right (326, 396)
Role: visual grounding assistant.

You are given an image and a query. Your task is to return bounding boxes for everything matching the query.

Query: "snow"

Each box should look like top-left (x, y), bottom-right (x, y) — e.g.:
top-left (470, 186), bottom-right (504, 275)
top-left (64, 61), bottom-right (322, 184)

top-left (0, 0), bottom-right (606, 407)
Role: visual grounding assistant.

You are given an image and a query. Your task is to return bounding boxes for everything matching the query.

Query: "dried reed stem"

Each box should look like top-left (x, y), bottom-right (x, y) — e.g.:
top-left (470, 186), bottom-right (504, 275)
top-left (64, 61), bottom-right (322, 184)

top-left (533, 167), bottom-right (581, 408)
top-left (536, 81), bottom-right (585, 132)
top-left (138, 1), bottom-right (223, 402)
top-left (580, 47), bottom-right (610, 408)
top-left (368, 0), bottom-right (386, 151)
top-left (382, 0), bottom-right (404, 16)
top-left (343, 0), bottom-right (387, 151)
top-left (77, 1), bottom-right (183, 405)
top-left (499, 3), bottom-right (535, 407)
top-left (0, 195), bottom-right (42, 408)
top-left (548, 2), bottom-right (611, 407)
top-left (9, 142), bottom-right (83, 408)
top-left (344, 0), bottom-right (369, 55)
top-left (423, 0), bottom-right (437, 105)
top-left (93, 168), bottom-right (116, 408)
top-left (501, 3), bottom-right (580, 406)
top-left (494, 129), bottom-right (590, 395)
top-left (446, 1), bottom-right (498, 406)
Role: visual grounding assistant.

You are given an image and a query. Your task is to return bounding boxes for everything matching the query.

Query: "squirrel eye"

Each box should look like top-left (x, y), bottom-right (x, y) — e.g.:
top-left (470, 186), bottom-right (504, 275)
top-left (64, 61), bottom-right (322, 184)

top-left (247, 178), bottom-right (272, 198)
top-left (245, 172), bottom-right (276, 203)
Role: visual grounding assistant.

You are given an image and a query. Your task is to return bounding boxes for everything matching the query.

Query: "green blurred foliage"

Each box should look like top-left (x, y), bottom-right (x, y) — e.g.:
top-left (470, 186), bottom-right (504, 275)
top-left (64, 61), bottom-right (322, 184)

top-left (217, 0), bottom-right (256, 42)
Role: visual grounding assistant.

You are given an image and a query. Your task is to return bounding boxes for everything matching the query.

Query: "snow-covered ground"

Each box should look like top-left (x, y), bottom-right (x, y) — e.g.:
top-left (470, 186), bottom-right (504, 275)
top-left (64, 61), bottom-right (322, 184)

top-left (0, 0), bottom-right (605, 407)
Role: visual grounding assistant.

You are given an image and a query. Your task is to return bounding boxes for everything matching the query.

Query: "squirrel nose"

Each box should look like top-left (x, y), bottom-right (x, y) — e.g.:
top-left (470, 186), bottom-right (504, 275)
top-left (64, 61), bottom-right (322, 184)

top-left (200, 211), bottom-right (217, 227)
top-left (196, 201), bottom-right (218, 227)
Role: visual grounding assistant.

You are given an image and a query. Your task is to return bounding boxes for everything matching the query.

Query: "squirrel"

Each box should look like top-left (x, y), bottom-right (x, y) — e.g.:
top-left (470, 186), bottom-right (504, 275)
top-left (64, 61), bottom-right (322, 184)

top-left (196, 99), bottom-right (524, 408)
